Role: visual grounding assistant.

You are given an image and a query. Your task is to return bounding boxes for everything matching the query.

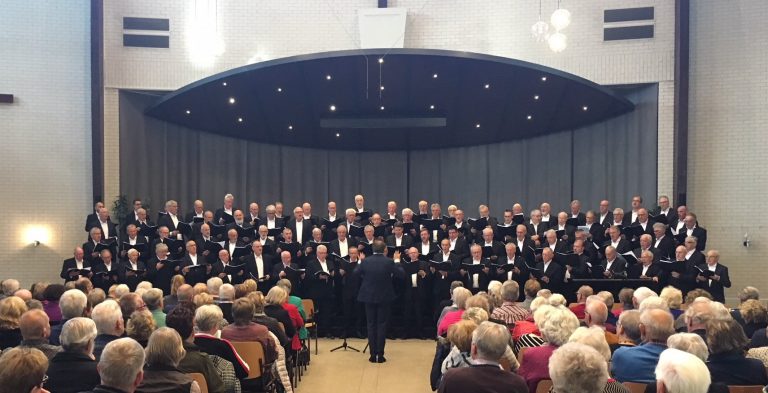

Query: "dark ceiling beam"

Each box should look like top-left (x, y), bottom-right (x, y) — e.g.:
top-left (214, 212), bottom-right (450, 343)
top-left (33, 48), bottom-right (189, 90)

top-left (91, 0), bottom-right (105, 204)
top-left (673, 0), bottom-right (690, 206)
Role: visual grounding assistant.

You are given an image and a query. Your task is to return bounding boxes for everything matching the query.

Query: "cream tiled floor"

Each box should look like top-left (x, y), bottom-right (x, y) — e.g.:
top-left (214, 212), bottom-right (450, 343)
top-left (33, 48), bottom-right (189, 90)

top-left (295, 338), bottom-right (436, 393)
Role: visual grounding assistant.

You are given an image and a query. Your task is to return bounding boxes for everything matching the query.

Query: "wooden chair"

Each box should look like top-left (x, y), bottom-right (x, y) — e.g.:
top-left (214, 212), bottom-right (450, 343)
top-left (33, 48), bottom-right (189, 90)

top-left (188, 373), bottom-right (208, 393)
top-left (727, 386), bottom-right (764, 393)
top-left (302, 298), bottom-right (318, 355)
top-left (623, 382), bottom-right (648, 393)
top-left (535, 379), bottom-right (553, 393)
top-left (230, 341), bottom-right (275, 392)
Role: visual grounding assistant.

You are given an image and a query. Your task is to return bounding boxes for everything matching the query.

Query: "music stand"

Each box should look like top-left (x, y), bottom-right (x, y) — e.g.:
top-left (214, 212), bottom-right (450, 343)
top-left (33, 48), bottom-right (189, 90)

top-left (330, 336), bottom-right (360, 352)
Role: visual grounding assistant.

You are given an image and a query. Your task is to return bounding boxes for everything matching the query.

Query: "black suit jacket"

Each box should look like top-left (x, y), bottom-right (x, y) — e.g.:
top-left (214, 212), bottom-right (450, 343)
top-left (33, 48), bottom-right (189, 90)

top-left (214, 208), bottom-right (239, 225)
top-left (385, 234), bottom-right (414, 250)
top-left (598, 212), bottom-right (614, 228)
top-left (513, 237), bottom-right (536, 265)
top-left (459, 257), bottom-right (492, 290)
top-left (60, 258), bottom-right (91, 281)
top-left (305, 259), bottom-right (336, 300)
top-left (354, 254), bottom-right (404, 304)
top-left (628, 263), bottom-right (662, 280)
top-left (83, 240), bottom-right (117, 264)
top-left (286, 219), bottom-right (314, 245)
top-left (479, 241), bottom-right (506, 262)
top-left (543, 240), bottom-right (569, 256)
top-left (121, 260), bottom-right (148, 291)
top-left (526, 222), bottom-right (548, 241)
top-left (329, 237), bottom-right (358, 256)
top-left (119, 236), bottom-right (149, 262)
top-left (601, 255), bottom-right (628, 278)
top-left (91, 262), bottom-right (123, 292)
top-left (84, 213), bottom-right (99, 232)
top-left (242, 253), bottom-right (275, 283)
top-left (569, 212), bottom-right (587, 226)
top-left (86, 220), bottom-right (119, 240)
top-left (209, 260), bottom-right (246, 285)
top-left (156, 213), bottom-right (181, 233)
top-left (604, 238), bottom-right (632, 254)
top-left (695, 263), bottom-right (731, 303)
top-left (653, 235), bottom-right (677, 261)
top-left (180, 254), bottom-right (208, 286)
top-left (536, 261), bottom-right (564, 293)
top-left (681, 227), bottom-right (708, 251)
top-left (449, 237), bottom-right (470, 260)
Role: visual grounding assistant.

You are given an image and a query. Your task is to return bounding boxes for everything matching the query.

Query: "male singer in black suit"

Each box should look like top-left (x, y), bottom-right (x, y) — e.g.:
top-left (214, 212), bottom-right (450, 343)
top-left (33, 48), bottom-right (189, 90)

top-left (479, 228), bottom-right (505, 263)
top-left (306, 245), bottom-right (336, 337)
top-left (184, 199), bottom-right (206, 223)
top-left (652, 223), bottom-right (676, 261)
top-left (604, 225), bottom-right (632, 255)
top-left (496, 243), bottom-right (528, 300)
top-left (157, 200), bottom-right (183, 239)
top-left (86, 207), bottom-right (119, 241)
top-left (598, 200), bottom-right (613, 228)
top-left (600, 246), bottom-right (628, 278)
top-left (432, 239), bottom-right (461, 319)
top-left (214, 193), bottom-right (237, 224)
top-left (180, 240), bottom-right (208, 286)
top-left (695, 250), bottom-right (731, 303)
top-left (122, 199), bottom-right (143, 233)
top-left (399, 247), bottom-right (431, 339)
top-left (354, 240), bottom-right (405, 363)
top-left (569, 200), bottom-right (587, 226)
top-left (122, 248), bottom-right (147, 291)
top-left (287, 206), bottom-right (313, 246)
top-left (535, 248), bottom-right (564, 294)
top-left (85, 201), bottom-right (104, 232)
top-left (447, 227), bottom-right (469, 261)
top-left (628, 250), bottom-right (662, 292)
top-left (92, 250), bottom-right (122, 292)
top-left (329, 225), bottom-right (357, 257)
top-left (61, 247), bottom-right (91, 282)
top-left (460, 244), bottom-right (492, 293)
top-left (242, 242), bottom-right (274, 293)
top-left (385, 223), bottom-right (414, 250)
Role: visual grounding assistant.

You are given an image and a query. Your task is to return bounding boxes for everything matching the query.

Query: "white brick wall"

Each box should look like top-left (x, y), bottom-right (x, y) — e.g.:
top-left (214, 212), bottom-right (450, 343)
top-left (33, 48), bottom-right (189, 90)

top-left (689, 1), bottom-right (768, 303)
top-left (0, 1), bottom-right (92, 287)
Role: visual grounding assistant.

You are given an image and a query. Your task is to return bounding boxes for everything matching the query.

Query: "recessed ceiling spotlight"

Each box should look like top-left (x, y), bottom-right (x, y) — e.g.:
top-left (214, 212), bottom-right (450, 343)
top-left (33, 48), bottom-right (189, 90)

top-left (433, 73), bottom-right (438, 78)
top-left (288, 125), bottom-right (293, 130)
top-left (429, 105), bottom-right (435, 110)
top-left (335, 132), bottom-right (341, 137)
top-left (378, 58), bottom-right (384, 64)
top-left (527, 115), bottom-right (533, 120)
top-left (582, 106), bottom-right (589, 111)
top-left (541, 76), bottom-right (547, 81)
top-left (484, 83), bottom-right (490, 89)
top-left (185, 110), bottom-right (191, 115)
top-left (329, 105), bottom-right (336, 111)
top-left (238, 117), bottom-right (244, 123)
top-left (534, 95), bottom-right (540, 100)
top-left (222, 82), bottom-right (227, 86)
top-left (228, 97), bottom-right (236, 104)
top-left (326, 75), bottom-right (332, 80)
top-left (475, 123), bottom-right (481, 128)
top-left (380, 106), bottom-right (385, 110)
top-left (380, 85), bottom-right (385, 91)
top-left (276, 87), bottom-right (282, 92)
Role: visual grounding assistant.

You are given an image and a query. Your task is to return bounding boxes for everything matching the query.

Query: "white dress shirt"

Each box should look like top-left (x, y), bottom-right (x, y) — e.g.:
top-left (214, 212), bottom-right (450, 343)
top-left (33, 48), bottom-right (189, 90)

top-left (295, 220), bottom-right (304, 244)
top-left (338, 239), bottom-right (349, 257)
top-left (471, 259), bottom-right (482, 288)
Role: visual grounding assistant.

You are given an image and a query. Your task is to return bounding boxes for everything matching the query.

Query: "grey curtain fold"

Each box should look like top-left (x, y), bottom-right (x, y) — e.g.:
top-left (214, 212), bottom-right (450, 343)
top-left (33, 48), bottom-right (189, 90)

top-left (119, 84), bottom-right (658, 217)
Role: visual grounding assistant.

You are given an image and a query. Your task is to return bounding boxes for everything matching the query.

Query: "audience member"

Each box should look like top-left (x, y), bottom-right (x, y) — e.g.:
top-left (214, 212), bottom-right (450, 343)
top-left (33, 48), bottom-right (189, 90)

top-left (612, 310), bottom-right (641, 352)
top-left (221, 298), bottom-right (277, 363)
top-left (737, 299), bottom-right (767, 338)
top-left (438, 321), bottom-right (527, 393)
top-left (585, 297), bottom-right (619, 345)
top-left (41, 284), bottom-right (65, 325)
top-left (46, 318), bottom-right (101, 393)
top-left (136, 327), bottom-right (200, 392)
top-left (126, 310), bottom-right (155, 347)
top-left (659, 287), bottom-right (684, 319)
top-left (6, 309), bottom-right (61, 359)
top-left (611, 309), bottom-right (674, 383)
top-left (666, 333), bottom-right (708, 361)
top-left (87, 337), bottom-right (146, 393)
top-left (51, 289), bottom-right (88, 345)
top-left (705, 318), bottom-right (768, 385)
top-left (520, 279), bottom-right (541, 311)
top-left (653, 349), bottom-right (713, 393)
top-left (163, 277), bottom-right (187, 313)
top-left (517, 305), bottom-right (579, 392)
top-left (569, 285), bottom-right (593, 320)
top-left (549, 343), bottom-right (620, 393)
top-left (441, 320), bottom-right (477, 374)
top-left (218, 284), bottom-right (235, 324)
top-left (142, 288), bottom-right (166, 328)
top-left (0, 296), bottom-right (27, 349)
top-left (490, 281), bottom-right (530, 328)
top-left (193, 305), bottom-right (250, 380)
top-left (91, 300), bottom-right (124, 359)
top-left (437, 287), bottom-right (472, 336)
top-left (264, 286), bottom-right (299, 348)
top-left (249, 291), bottom-right (290, 349)
top-left (613, 288), bottom-right (635, 317)
top-left (0, 347), bottom-right (50, 393)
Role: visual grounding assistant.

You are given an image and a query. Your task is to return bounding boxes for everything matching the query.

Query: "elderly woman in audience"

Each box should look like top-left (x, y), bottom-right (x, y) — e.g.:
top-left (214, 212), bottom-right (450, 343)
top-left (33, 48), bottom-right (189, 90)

top-left (126, 309), bottom-right (156, 347)
top-left (486, 280), bottom-right (504, 309)
top-left (249, 291), bottom-right (290, 349)
top-left (638, 296), bottom-right (670, 313)
top-left (436, 282), bottom-right (468, 329)
top-left (0, 296), bottom-right (27, 349)
top-left (512, 296), bottom-right (555, 352)
top-left (0, 347), bottom-right (50, 393)
top-left (137, 327), bottom-right (200, 393)
top-left (193, 292), bottom-right (215, 309)
top-left (613, 288), bottom-right (635, 318)
top-left (87, 288), bottom-right (106, 308)
top-left (736, 299), bottom-right (767, 338)
top-left (659, 287), bottom-right (684, 319)
top-left (567, 327), bottom-right (629, 393)
top-left (549, 343), bottom-right (612, 393)
top-left (437, 287), bottom-right (472, 336)
top-left (653, 349), bottom-right (714, 393)
top-left (674, 289), bottom-right (713, 331)
top-left (163, 275), bottom-right (186, 311)
top-left (517, 304), bottom-right (580, 392)
top-left (264, 286), bottom-right (303, 351)
top-left (46, 318), bottom-right (101, 393)
top-left (612, 310), bottom-right (641, 352)
top-left (731, 286), bottom-right (759, 324)
top-left (31, 282), bottom-right (48, 302)
top-left (41, 284), bottom-right (65, 325)
top-left (193, 304), bottom-right (250, 380)
top-left (8, 309), bottom-right (61, 360)
top-left (165, 304), bottom-right (228, 393)
top-left (520, 279), bottom-right (541, 311)
top-left (490, 281), bottom-right (530, 329)
top-left (596, 291), bottom-right (619, 328)
top-left (206, 277), bottom-right (224, 298)
top-left (705, 318), bottom-right (768, 385)
top-left (51, 289), bottom-right (89, 345)
top-left (276, 279), bottom-right (307, 340)
top-left (142, 288), bottom-right (166, 328)
top-left (441, 320), bottom-right (477, 373)
top-left (221, 298), bottom-right (277, 363)
top-left (667, 332), bottom-right (708, 361)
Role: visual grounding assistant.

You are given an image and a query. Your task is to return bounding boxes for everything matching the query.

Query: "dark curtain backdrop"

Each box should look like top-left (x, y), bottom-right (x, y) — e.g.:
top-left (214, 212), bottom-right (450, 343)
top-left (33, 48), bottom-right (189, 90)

top-left (120, 84), bottom-right (657, 217)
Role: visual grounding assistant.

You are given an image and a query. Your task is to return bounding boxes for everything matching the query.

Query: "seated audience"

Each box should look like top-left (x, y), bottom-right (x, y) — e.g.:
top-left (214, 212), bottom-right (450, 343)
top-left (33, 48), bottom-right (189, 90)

top-left (585, 297), bottom-right (619, 345)
top-left (220, 298), bottom-right (277, 363)
top-left (126, 310), bottom-right (155, 347)
top-left (613, 288), bottom-right (635, 318)
top-left (163, 277), bottom-right (187, 313)
top-left (441, 320), bottom-right (477, 374)
top-left (666, 333), bottom-right (708, 361)
top-left (549, 343), bottom-right (621, 393)
top-left (0, 296), bottom-right (27, 349)
top-left (50, 289), bottom-right (88, 345)
top-left (569, 285), bottom-right (593, 320)
top-left (0, 347), bottom-right (49, 393)
top-left (436, 283), bottom-right (468, 330)
top-left (276, 279), bottom-right (308, 340)
top-left (218, 284), bottom-right (235, 324)
top-left (652, 348), bottom-right (714, 393)
top-left (731, 286), bottom-right (759, 326)
top-left (674, 289), bottom-right (712, 332)
top-left (612, 310), bottom-right (641, 352)
top-left (91, 300), bottom-right (124, 359)
top-left (249, 291), bottom-right (290, 349)
top-left (193, 304), bottom-right (250, 380)
top-left (5, 309), bottom-right (61, 359)
top-left (611, 309), bottom-right (674, 383)
top-left (136, 327), bottom-right (200, 393)
top-left (517, 305), bottom-right (580, 392)
top-left (659, 287), bottom-right (684, 319)
top-left (41, 284), bottom-right (65, 325)
top-left (165, 304), bottom-right (227, 393)
top-left (520, 279), bottom-right (540, 311)
top-left (264, 287), bottom-right (299, 348)
top-left (737, 299), bottom-right (767, 338)
top-left (438, 321), bottom-right (527, 393)
top-left (705, 318), bottom-right (768, 385)
top-left (437, 287), bottom-right (472, 336)
top-left (490, 281), bottom-right (530, 328)
top-left (86, 337), bottom-right (145, 393)
top-left (46, 318), bottom-right (101, 393)
top-left (142, 288), bottom-right (166, 328)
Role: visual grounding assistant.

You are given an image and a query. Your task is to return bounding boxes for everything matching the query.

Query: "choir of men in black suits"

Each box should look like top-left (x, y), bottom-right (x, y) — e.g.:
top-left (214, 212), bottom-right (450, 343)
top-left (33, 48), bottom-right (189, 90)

top-left (69, 194), bottom-right (725, 338)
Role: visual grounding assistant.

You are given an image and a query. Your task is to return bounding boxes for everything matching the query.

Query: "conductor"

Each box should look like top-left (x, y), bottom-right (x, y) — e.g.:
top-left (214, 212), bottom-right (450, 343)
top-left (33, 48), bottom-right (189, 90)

top-left (354, 240), bottom-right (405, 363)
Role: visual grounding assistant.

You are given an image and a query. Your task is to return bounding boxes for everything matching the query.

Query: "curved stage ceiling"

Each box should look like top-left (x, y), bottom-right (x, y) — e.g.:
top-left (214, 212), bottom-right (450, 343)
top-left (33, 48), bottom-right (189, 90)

top-left (146, 49), bottom-right (635, 150)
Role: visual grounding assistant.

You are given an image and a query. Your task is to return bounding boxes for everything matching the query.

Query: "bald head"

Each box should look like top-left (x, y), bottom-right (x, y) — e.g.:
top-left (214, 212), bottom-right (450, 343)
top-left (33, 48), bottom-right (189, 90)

top-left (176, 284), bottom-right (194, 302)
top-left (640, 308), bottom-right (675, 343)
top-left (20, 309), bottom-right (50, 340)
top-left (14, 289), bottom-right (32, 302)
top-left (585, 299), bottom-right (608, 327)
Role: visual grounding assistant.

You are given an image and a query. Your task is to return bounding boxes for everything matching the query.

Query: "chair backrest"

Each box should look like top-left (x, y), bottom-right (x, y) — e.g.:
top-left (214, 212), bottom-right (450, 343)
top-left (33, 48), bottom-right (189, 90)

top-left (230, 341), bottom-right (265, 379)
top-left (623, 382), bottom-right (648, 393)
top-left (188, 372), bottom-right (208, 393)
top-left (535, 379), bottom-right (553, 393)
top-left (728, 386), bottom-right (764, 393)
top-left (302, 299), bottom-right (315, 319)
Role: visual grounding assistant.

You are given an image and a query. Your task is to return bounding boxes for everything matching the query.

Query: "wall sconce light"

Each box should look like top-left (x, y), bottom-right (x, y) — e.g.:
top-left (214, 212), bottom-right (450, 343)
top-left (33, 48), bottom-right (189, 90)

top-left (24, 226), bottom-right (50, 247)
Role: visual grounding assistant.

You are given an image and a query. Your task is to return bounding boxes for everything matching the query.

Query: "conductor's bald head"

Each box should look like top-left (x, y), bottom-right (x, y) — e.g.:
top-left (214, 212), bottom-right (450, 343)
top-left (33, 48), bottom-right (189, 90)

top-left (372, 240), bottom-right (386, 254)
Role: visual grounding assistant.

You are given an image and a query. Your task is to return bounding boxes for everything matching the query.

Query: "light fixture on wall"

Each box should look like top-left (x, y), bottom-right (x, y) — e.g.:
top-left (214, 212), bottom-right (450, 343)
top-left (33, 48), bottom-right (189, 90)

top-left (530, 0), bottom-right (549, 42)
top-left (548, 32), bottom-right (567, 53)
top-left (550, 2), bottom-right (571, 32)
top-left (24, 225), bottom-right (50, 247)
